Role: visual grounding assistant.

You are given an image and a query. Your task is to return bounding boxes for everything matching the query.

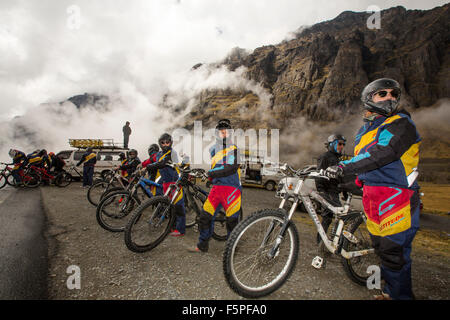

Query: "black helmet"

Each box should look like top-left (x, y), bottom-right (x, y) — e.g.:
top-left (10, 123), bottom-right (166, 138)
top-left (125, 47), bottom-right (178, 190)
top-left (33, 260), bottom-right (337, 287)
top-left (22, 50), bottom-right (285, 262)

top-left (158, 133), bottom-right (173, 152)
top-left (216, 119), bottom-right (232, 130)
top-left (38, 149), bottom-right (47, 156)
top-left (326, 134), bottom-right (346, 154)
top-left (129, 149), bottom-right (138, 156)
top-left (361, 78), bottom-right (401, 117)
top-left (119, 152), bottom-right (126, 159)
top-left (8, 149), bottom-right (17, 158)
top-left (148, 144), bottom-right (159, 155)
top-left (86, 147), bottom-right (93, 153)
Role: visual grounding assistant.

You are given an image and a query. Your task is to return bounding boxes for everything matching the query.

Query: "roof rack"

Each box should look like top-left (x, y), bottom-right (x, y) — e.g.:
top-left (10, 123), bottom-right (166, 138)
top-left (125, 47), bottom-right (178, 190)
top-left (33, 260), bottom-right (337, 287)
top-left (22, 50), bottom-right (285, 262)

top-left (68, 139), bottom-right (128, 150)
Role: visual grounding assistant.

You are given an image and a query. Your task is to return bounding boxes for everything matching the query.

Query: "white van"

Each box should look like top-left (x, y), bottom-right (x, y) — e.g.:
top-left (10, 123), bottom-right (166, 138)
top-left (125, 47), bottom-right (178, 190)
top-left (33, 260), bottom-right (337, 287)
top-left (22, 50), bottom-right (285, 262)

top-left (56, 148), bottom-right (128, 181)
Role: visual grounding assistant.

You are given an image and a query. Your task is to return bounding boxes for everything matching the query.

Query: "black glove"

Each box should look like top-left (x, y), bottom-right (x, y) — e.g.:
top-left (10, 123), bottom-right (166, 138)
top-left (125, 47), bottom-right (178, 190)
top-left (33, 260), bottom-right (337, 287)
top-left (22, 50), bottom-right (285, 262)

top-left (324, 165), bottom-right (344, 179)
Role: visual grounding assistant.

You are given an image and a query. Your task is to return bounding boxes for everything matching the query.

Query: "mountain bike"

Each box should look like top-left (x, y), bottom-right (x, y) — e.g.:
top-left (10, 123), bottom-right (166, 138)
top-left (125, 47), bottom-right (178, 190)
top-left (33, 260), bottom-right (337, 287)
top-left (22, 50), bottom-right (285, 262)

top-left (27, 165), bottom-right (72, 187)
top-left (223, 164), bottom-right (377, 298)
top-left (0, 163), bottom-right (41, 188)
top-left (96, 170), bottom-right (163, 232)
top-left (0, 163), bottom-right (15, 189)
top-left (87, 169), bottom-right (130, 206)
top-left (123, 164), bottom-right (239, 253)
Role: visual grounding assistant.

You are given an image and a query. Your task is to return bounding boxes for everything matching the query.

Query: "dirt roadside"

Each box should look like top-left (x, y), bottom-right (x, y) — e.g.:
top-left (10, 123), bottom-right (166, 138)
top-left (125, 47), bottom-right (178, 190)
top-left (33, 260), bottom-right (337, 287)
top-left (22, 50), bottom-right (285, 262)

top-left (41, 183), bottom-right (450, 300)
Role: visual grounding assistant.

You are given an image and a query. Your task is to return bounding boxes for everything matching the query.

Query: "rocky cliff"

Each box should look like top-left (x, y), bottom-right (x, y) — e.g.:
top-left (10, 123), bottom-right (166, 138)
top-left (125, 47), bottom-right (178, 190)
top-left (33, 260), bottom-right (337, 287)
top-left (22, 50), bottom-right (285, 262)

top-left (177, 4), bottom-right (449, 129)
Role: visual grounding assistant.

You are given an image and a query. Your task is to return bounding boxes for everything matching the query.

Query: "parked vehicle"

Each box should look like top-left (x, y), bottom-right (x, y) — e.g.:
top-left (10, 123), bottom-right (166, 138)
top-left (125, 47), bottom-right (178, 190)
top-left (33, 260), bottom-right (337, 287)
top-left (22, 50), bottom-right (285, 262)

top-left (240, 160), bottom-right (283, 191)
top-left (56, 139), bottom-right (129, 181)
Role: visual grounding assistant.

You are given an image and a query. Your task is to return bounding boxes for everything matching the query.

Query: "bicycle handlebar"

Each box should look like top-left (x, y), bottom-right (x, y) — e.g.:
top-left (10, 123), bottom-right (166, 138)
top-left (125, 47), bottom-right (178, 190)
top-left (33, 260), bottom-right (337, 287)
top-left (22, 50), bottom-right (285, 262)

top-left (280, 163), bottom-right (329, 180)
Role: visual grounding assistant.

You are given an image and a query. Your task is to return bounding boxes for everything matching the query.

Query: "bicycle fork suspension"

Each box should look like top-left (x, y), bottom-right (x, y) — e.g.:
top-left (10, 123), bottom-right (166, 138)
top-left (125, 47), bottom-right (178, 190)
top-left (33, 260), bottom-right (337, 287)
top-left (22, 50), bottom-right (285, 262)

top-left (266, 197), bottom-right (300, 259)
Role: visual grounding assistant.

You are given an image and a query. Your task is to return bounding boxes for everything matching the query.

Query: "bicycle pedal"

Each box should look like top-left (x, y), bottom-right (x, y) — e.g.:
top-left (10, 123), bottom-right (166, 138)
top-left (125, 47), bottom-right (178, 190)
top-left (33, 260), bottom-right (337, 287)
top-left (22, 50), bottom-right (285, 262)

top-left (311, 256), bottom-right (324, 269)
top-left (343, 231), bottom-right (359, 244)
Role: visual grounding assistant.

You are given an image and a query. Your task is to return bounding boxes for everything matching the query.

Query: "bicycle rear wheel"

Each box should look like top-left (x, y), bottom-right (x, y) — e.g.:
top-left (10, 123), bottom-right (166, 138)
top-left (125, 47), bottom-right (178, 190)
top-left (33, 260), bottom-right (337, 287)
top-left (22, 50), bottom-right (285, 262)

top-left (211, 209), bottom-right (242, 242)
top-left (96, 191), bottom-right (140, 232)
top-left (184, 193), bottom-right (199, 228)
top-left (341, 213), bottom-right (379, 286)
top-left (124, 196), bottom-right (176, 253)
top-left (223, 209), bottom-right (299, 298)
top-left (55, 172), bottom-right (72, 187)
top-left (23, 172), bottom-right (41, 188)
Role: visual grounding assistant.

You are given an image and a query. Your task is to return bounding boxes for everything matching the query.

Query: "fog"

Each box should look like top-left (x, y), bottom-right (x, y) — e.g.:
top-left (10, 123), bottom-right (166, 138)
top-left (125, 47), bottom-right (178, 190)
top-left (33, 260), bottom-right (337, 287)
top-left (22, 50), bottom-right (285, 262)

top-left (0, 0), bottom-right (448, 163)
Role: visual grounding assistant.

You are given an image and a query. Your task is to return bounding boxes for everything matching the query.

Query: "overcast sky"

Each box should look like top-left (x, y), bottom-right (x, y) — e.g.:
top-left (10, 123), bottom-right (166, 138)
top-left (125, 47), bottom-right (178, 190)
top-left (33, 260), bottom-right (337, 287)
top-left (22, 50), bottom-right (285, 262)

top-left (1, 0), bottom-right (448, 120)
top-left (0, 0), bottom-right (448, 162)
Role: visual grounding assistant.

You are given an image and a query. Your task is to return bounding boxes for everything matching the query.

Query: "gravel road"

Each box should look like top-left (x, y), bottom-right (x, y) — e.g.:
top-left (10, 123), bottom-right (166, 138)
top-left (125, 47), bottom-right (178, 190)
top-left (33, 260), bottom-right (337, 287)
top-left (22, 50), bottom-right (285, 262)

top-left (41, 183), bottom-right (449, 300)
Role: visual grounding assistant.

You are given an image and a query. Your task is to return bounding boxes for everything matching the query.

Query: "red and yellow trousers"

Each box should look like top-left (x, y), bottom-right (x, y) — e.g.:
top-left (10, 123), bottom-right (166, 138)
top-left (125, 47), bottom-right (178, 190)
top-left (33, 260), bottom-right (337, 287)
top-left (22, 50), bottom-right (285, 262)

top-left (362, 185), bottom-right (420, 300)
top-left (197, 185), bottom-right (242, 247)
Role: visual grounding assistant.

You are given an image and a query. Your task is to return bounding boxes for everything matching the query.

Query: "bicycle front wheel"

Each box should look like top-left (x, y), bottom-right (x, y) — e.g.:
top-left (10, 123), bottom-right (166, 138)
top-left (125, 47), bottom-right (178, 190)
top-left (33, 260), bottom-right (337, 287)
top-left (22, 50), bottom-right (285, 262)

top-left (87, 180), bottom-right (109, 206)
top-left (96, 191), bottom-right (141, 232)
top-left (0, 174), bottom-right (7, 189)
top-left (6, 173), bottom-right (16, 186)
top-left (124, 196), bottom-right (176, 253)
top-left (223, 209), bottom-right (299, 298)
top-left (341, 213), bottom-right (379, 286)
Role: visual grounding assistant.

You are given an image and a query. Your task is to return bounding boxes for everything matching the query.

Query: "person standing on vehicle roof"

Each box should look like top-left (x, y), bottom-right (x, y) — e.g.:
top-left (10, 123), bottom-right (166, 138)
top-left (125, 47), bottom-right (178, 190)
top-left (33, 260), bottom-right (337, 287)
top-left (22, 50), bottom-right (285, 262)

top-left (315, 134), bottom-right (346, 243)
top-left (324, 78), bottom-right (421, 300)
top-left (189, 119), bottom-right (243, 253)
top-left (145, 134), bottom-right (187, 236)
top-left (123, 121), bottom-right (132, 149)
top-left (76, 147), bottom-right (97, 188)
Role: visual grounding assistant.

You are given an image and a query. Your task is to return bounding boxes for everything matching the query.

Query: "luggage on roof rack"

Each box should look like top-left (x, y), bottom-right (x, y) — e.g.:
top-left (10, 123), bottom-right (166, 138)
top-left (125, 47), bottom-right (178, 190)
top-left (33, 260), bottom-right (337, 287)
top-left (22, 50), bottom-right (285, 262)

top-left (69, 139), bottom-right (126, 149)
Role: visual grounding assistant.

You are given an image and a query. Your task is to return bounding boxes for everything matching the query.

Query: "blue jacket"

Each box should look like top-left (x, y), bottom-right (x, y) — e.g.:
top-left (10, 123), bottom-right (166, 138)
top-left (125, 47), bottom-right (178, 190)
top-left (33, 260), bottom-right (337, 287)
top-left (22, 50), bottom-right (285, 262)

top-left (76, 151), bottom-right (97, 167)
top-left (145, 148), bottom-right (179, 183)
top-left (341, 111), bottom-right (421, 190)
top-left (208, 141), bottom-right (241, 189)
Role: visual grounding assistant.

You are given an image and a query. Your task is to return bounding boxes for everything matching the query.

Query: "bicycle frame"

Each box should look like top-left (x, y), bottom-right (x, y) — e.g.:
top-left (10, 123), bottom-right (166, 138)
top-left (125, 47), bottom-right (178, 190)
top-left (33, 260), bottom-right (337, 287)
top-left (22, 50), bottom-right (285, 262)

top-left (30, 165), bottom-right (55, 181)
top-left (274, 171), bottom-right (374, 260)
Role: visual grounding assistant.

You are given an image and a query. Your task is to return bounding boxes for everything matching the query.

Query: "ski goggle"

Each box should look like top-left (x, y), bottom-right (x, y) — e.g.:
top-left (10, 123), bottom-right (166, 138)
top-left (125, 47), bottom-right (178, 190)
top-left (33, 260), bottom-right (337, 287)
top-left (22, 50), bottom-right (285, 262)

top-left (160, 140), bottom-right (171, 145)
top-left (373, 89), bottom-right (400, 99)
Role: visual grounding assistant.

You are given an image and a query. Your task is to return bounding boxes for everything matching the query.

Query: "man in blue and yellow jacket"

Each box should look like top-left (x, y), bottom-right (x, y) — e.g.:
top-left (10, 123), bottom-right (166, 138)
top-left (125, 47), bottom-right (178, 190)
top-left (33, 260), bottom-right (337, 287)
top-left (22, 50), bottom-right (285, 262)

top-left (145, 133), bottom-right (186, 236)
top-left (190, 119), bottom-right (242, 253)
top-left (76, 147), bottom-right (97, 187)
top-left (325, 78), bottom-right (421, 300)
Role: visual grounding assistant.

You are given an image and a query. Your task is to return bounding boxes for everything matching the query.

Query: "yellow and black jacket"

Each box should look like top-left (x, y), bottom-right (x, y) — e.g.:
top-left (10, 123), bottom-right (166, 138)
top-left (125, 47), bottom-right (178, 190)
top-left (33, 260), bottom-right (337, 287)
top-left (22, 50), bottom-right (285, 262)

top-left (76, 151), bottom-right (97, 167)
top-left (341, 110), bottom-right (421, 190)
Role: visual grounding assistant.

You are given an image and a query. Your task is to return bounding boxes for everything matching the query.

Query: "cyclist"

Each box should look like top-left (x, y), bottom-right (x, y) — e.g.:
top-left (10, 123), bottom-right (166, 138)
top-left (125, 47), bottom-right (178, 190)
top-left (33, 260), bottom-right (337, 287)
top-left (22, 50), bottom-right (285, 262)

top-left (8, 149), bottom-right (27, 185)
top-left (48, 152), bottom-right (66, 174)
top-left (76, 147), bottom-right (97, 187)
top-left (325, 78), bottom-right (421, 300)
top-left (189, 119), bottom-right (242, 253)
top-left (315, 134), bottom-right (346, 243)
top-left (145, 134), bottom-right (186, 236)
top-left (118, 149), bottom-right (141, 178)
top-left (141, 144), bottom-right (162, 195)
